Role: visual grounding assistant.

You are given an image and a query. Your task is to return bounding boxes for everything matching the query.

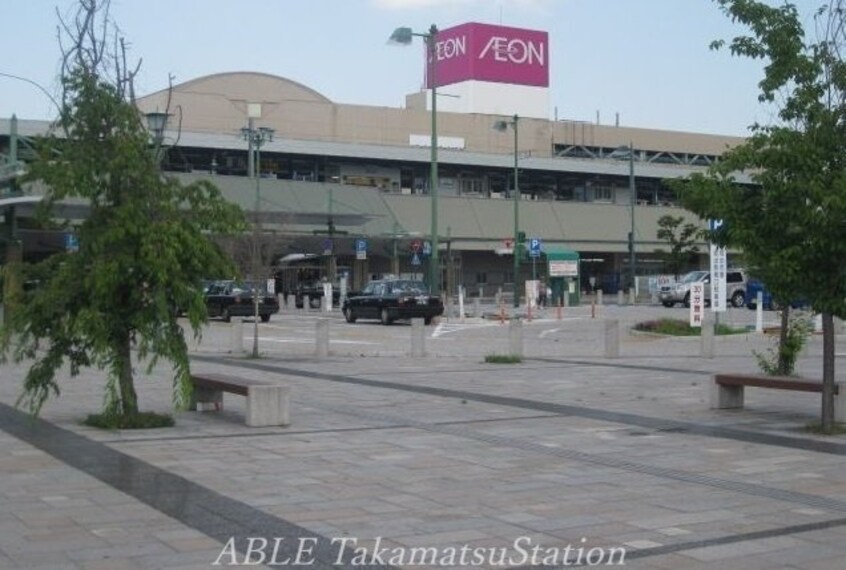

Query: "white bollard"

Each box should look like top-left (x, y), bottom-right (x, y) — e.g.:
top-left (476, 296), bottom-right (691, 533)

top-left (564, 293), bottom-right (570, 308)
top-left (474, 298), bottom-right (481, 318)
top-left (629, 288), bottom-right (636, 305)
top-left (315, 318), bottom-right (329, 358)
top-left (597, 290), bottom-right (604, 306)
top-left (509, 318), bottom-right (523, 358)
top-left (604, 319), bottom-right (620, 358)
top-left (411, 318), bottom-right (426, 357)
top-left (229, 320), bottom-right (244, 354)
top-left (617, 290), bottom-right (624, 306)
top-left (458, 286), bottom-right (465, 323)
top-left (755, 291), bottom-right (764, 333)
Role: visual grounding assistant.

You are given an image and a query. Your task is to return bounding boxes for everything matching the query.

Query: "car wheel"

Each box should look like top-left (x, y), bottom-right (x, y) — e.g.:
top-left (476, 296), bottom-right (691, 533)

top-left (683, 292), bottom-right (690, 308)
top-left (661, 301), bottom-right (674, 308)
top-left (295, 297), bottom-right (304, 309)
top-left (769, 299), bottom-right (781, 311)
top-left (344, 307), bottom-right (357, 323)
top-left (730, 291), bottom-right (745, 308)
top-left (424, 316), bottom-right (433, 325)
top-left (222, 307), bottom-right (231, 323)
top-left (260, 314), bottom-right (270, 323)
top-left (309, 297), bottom-right (321, 309)
top-left (380, 308), bottom-right (393, 325)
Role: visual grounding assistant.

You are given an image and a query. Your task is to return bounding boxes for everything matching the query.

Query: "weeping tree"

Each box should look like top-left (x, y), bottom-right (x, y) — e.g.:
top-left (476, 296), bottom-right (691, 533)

top-left (0, 0), bottom-right (244, 418)
top-left (680, 0), bottom-right (846, 432)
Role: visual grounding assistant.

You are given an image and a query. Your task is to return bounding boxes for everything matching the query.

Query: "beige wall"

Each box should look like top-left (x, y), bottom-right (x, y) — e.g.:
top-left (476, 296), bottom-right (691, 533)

top-left (137, 72), bottom-right (744, 160)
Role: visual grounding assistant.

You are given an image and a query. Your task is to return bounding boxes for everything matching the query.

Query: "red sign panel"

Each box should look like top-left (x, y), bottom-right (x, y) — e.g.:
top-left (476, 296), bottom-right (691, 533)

top-left (425, 22), bottom-right (549, 88)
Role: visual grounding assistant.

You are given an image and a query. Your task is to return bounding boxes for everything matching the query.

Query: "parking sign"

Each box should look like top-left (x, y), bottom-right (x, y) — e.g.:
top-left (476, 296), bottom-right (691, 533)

top-left (529, 238), bottom-right (541, 258)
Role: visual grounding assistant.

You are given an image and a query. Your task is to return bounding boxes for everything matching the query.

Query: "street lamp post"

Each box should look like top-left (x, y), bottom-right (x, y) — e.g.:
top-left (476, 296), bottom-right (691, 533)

top-left (493, 115), bottom-right (520, 308)
top-left (389, 24), bottom-right (440, 296)
top-left (241, 121), bottom-right (274, 358)
top-left (610, 143), bottom-right (637, 291)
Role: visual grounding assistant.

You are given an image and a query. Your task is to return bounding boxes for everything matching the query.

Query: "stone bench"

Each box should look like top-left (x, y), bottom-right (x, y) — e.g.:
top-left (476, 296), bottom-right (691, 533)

top-left (711, 373), bottom-right (844, 421)
top-left (190, 373), bottom-right (290, 427)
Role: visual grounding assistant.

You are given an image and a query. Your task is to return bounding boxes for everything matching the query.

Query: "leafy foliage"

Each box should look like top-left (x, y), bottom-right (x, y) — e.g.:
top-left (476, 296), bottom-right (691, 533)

top-left (754, 312), bottom-right (813, 376)
top-left (84, 411), bottom-right (175, 430)
top-left (679, 0), bottom-right (846, 431)
top-left (655, 215), bottom-right (701, 278)
top-left (0, 3), bottom-right (244, 417)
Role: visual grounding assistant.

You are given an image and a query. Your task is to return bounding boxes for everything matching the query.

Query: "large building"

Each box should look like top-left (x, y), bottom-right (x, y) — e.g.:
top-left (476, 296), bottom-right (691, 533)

top-left (1, 22), bottom-right (744, 297)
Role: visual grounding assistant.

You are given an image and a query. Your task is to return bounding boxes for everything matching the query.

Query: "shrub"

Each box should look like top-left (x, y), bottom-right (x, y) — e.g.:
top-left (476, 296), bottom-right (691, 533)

top-left (484, 354), bottom-right (522, 364)
top-left (83, 411), bottom-right (175, 430)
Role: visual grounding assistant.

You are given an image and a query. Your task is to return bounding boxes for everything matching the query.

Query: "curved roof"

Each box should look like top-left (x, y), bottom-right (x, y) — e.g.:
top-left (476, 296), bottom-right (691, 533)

top-left (143, 71), bottom-right (332, 104)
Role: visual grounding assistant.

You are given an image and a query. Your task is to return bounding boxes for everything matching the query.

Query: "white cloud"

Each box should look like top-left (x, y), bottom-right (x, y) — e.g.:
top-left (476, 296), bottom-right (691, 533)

top-left (372, 0), bottom-right (548, 11)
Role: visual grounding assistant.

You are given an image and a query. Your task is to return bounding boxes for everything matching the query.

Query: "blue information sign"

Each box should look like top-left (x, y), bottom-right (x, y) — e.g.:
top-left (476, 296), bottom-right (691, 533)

top-left (65, 233), bottom-right (79, 252)
top-left (529, 237), bottom-right (542, 258)
top-left (355, 238), bottom-right (367, 252)
top-left (411, 252), bottom-right (421, 266)
top-left (422, 241), bottom-right (432, 256)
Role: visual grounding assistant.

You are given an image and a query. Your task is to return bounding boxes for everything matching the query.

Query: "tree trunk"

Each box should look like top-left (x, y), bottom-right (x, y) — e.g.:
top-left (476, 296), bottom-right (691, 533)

top-left (117, 330), bottom-right (138, 415)
top-left (821, 312), bottom-right (835, 434)
top-left (777, 305), bottom-right (791, 375)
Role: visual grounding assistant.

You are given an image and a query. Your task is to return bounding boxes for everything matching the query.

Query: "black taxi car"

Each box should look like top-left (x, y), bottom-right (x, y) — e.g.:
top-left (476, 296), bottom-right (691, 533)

top-left (342, 279), bottom-right (443, 325)
top-left (205, 280), bottom-right (279, 322)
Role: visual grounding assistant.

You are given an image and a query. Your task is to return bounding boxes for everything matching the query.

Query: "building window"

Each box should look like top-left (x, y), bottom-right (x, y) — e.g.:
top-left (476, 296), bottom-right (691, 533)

top-left (476, 272), bottom-right (487, 284)
top-left (593, 185), bottom-right (614, 203)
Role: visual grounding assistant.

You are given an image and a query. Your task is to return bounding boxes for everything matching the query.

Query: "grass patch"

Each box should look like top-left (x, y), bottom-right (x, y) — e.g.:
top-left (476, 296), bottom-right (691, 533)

top-left (83, 411), bottom-right (175, 430)
top-left (804, 421), bottom-right (846, 435)
top-left (484, 354), bottom-right (523, 364)
top-left (634, 318), bottom-right (747, 336)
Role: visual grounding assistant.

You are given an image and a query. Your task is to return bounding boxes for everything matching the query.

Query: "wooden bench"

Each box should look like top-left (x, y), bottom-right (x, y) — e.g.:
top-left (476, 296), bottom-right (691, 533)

top-left (711, 373), bottom-right (844, 421)
top-left (190, 373), bottom-right (290, 427)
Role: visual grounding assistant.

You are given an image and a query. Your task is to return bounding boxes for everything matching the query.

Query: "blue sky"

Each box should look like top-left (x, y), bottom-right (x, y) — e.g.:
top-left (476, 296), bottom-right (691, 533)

top-left (0, 0), bottom-right (825, 136)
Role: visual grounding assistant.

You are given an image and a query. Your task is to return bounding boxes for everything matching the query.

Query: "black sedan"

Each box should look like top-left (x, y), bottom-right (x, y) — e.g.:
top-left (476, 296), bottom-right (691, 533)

top-left (205, 280), bottom-right (279, 322)
top-left (342, 279), bottom-right (443, 325)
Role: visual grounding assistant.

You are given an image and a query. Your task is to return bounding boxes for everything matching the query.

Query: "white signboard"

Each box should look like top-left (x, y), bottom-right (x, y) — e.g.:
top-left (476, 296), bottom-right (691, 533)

top-left (266, 278), bottom-right (275, 295)
top-left (689, 283), bottom-right (705, 327)
top-left (549, 260), bottom-right (578, 277)
top-left (709, 220), bottom-right (727, 312)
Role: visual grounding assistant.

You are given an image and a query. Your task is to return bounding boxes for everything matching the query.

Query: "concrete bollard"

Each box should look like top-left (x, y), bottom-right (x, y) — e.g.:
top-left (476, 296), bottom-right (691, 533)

top-left (755, 291), bottom-right (764, 333)
top-left (564, 294), bottom-right (570, 308)
top-left (229, 319), bottom-right (244, 354)
top-left (474, 298), bottom-right (481, 318)
top-left (509, 318), bottom-right (523, 358)
top-left (315, 318), bottom-right (330, 358)
top-left (617, 290), bottom-right (624, 306)
top-left (458, 287), bottom-right (465, 323)
top-left (604, 319), bottom-right (620, 358)
top-left (701, 311), bottom-right (715, 359)
top-left (597, 290), bottom-right (604, 306)
top-left (411, 318), bottom-right (426, 357)
top-left (629, 288), bottom-right (636, 305)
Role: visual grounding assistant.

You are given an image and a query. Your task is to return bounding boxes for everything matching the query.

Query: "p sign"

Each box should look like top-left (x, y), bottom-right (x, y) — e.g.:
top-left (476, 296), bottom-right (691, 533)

top-left (528, 238), bottom-right (541, 258)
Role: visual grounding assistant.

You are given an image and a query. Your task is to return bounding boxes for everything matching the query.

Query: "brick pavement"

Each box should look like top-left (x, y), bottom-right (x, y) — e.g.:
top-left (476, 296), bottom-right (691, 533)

top-left (0, 311), bottom-right (845, 569)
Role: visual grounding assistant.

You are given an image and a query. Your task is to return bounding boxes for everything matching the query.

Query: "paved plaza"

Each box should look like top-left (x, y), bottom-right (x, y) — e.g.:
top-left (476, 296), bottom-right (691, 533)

top-left (1, 304), bottom-right (845, 569)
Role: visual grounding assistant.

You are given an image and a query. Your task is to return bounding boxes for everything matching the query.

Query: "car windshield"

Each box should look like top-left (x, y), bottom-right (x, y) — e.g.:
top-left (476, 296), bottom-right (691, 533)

top-left (231, 281), bottom-right (268, 295)
top-left (680, 271), bottom-right (708, 284)
top-left (389, 280), bottom-right (428, 295)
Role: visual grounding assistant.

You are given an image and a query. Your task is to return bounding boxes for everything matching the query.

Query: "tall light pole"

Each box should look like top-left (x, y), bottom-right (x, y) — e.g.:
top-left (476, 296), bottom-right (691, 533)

top-left (610, 143), bottom-right (637, 290)
top-left (389, 24), bottom-right (440, 295)
top-left (241, 121), bottom-right (274, 358)
top-left (493, 115), bottom-right (520, 308)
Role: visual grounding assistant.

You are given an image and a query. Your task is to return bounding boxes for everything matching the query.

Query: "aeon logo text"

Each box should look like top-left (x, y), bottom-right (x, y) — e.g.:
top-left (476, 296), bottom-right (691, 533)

top-left (434, 35), bottom-right (467, 62)
top-left (478, 35), bottom-right (545, 66)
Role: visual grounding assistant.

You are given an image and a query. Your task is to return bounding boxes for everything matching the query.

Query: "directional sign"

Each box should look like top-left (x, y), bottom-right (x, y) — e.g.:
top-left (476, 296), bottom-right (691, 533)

top-left (411, 252), bottom-right (421, 266)
top-left (422, 241), bottom-right (432, 256)
top-left (529, 237), bottom-right (542, 258)
top-left (708, 219), bottom-right (727, 312)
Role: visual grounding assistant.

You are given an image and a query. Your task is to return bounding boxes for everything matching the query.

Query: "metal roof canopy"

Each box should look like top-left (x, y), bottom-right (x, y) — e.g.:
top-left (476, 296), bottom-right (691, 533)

top-left (544, 247), bottom-right (580, 261)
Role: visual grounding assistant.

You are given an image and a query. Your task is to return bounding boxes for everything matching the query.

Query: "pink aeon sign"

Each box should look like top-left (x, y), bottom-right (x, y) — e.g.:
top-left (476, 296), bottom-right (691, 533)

top-left (424, 22), bottom-right (549, 88)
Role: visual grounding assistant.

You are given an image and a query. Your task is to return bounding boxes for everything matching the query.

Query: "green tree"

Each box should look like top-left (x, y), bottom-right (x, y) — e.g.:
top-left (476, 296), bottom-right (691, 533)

top-left (0, 0), bottom-right (244, 418)
top-left (655, 214), bottom-right (701, 278)
top-left (680, 0), bottom-right (846, 432)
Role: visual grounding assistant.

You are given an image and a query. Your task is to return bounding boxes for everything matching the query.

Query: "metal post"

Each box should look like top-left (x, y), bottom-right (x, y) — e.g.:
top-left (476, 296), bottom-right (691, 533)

top-left (512, 115), bottom-right (520, 308)
top-left (427, 25), bottom-right (440, 296)
top-left (628, 142), bottom-right (636, 290)
top-left (251, 122), bottom-right (261, 359)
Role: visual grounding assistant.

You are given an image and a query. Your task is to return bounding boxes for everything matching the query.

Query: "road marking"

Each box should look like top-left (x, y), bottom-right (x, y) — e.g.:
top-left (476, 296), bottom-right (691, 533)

top-left (431, 322), bottom-right (500, 338)
top-left (250, 337), bottom-right (380, 345)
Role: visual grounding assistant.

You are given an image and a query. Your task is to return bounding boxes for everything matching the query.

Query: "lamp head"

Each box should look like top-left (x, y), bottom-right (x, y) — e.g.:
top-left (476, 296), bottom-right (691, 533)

top-left (388, 27), bottom-right (413, 45)
top-left (145, 111), bottom-right (170, 138)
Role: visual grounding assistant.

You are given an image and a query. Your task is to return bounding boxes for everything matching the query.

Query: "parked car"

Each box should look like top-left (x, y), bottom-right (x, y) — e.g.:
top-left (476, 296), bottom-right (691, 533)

top-left (658, 269), bottom-right (748, 308)
top-left (342, 279), bottom-right (444, 325)
top-left (204, 280), bottom-right (279, 322)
